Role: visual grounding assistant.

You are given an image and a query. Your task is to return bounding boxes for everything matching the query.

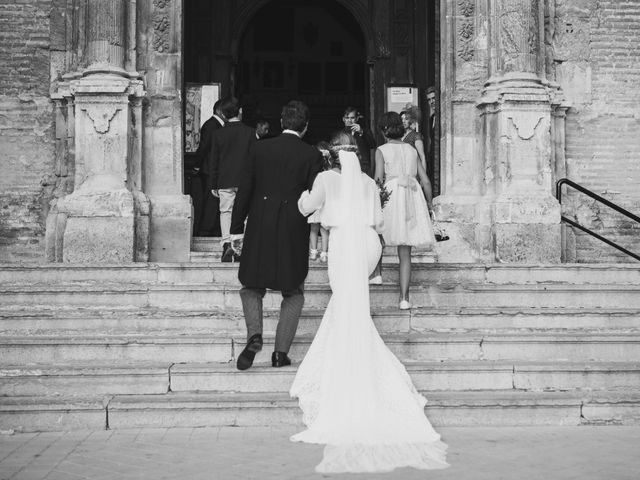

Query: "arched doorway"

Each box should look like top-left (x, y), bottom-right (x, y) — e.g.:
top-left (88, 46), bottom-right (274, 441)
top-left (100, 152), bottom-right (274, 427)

top-left (182, 0), bottom-right (440, 236)
top-left (234, 0), bottom-right (368, 144)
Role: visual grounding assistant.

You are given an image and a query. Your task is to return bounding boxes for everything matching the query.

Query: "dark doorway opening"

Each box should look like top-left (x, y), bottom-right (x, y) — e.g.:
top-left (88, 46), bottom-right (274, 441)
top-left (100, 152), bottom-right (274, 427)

top-left (182, 0), bottom-right (440, 236)
top-left (235, 0), bottom-right (368, 144)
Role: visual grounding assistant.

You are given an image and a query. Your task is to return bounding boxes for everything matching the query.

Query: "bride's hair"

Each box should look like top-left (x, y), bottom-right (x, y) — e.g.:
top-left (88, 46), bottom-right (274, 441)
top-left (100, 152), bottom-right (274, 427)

top-left (328, 131), bottom-right (361, 169)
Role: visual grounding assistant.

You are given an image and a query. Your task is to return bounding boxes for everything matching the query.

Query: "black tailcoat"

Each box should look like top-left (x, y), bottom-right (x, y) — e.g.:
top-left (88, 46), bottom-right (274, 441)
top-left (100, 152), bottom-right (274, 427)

top-left (230, 133), bottom-right (323, 291)
top-left (203, 121), bottom-right (256, 192)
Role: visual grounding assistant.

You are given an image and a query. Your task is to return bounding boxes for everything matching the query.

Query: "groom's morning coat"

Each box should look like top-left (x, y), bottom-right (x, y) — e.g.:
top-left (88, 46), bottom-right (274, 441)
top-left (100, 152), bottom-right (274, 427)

top-left (230, 132), bottom-right (323, 291)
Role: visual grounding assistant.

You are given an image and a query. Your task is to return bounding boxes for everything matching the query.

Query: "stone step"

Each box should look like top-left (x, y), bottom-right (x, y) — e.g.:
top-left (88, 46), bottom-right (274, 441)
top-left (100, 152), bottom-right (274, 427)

top-left (2, 306), bottom-right (639, 335)
top-left (0, 364), bottom-right (171, 396)
top-left (2, 332), bottom-right (639, 364)
top-left (102, 390), bottom-right (640, 429)
top-left (0, 396), bottom-right (107, 432)
top-left (190, 251), bottom-right (437, 264)
top-left (2, 263), bottom-right (640, 287)
top-left (3, 361), bottom-right (638, 397)
top-left (169, 361), bottom-right (640, 394)
top-left (2, 390), bottom-right (639, 432)
top-left (3, 282), bottom-right (640, 309)
top-left (191, 236), bottom-right (436, 255)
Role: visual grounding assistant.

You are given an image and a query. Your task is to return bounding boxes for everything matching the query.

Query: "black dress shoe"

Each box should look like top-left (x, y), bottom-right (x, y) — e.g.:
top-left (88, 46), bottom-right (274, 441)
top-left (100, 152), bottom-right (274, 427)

top-left (221, 242), bottom-right (234, 262)
top-left (271, 351), bottom-right (292, 368)
top-left (435, 233), bottom-right (450, 242)
top-left (237, 333), bottom-right (263, 371)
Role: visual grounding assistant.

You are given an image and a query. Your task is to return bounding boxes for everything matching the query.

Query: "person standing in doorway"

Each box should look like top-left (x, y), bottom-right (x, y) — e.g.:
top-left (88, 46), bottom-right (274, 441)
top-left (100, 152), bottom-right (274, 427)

top-left (203, 96), bottom-right (256, 262)
top-left (425, 86), bottom-right (437, 179)
top-left (255, 117), bottom-right (272, 140)
top-left (341, 107), bottom-right (376, 177)
top-left (194, 100), bottom-right (225, 236)
top-left (230, 100), bottom-right (323, 370)
top-left (401, 105), bottom-right (427, 174)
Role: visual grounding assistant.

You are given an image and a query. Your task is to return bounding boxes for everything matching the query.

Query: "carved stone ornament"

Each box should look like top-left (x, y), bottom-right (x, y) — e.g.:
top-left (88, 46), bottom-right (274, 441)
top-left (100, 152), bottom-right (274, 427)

top-left (153, 0), bottom-right (171, 53)
top-left (508, 113), bottom-right (544, 140)
top-left (375, 32), bottom-right (391, 59)
top-left (457, 0), bottom-right (475, 62)
top-left (458, 0), bottom-right (475, 17)
top-left (83, 105), bottom-right (120, 134)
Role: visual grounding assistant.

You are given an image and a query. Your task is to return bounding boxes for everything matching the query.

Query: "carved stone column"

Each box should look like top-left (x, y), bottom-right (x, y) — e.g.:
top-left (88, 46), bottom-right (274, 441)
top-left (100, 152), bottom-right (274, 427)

top-left (475, 0), bottom-right (562, 262)
top-left (138, 0), bottom-right (192, 262)
top-left (50, 0), bottom-right (149, 263)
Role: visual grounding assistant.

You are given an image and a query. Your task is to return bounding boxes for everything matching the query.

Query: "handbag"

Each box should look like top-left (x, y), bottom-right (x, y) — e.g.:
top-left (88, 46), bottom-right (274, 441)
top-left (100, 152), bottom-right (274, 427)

top-left (430, 211), bottom-right (449, 242)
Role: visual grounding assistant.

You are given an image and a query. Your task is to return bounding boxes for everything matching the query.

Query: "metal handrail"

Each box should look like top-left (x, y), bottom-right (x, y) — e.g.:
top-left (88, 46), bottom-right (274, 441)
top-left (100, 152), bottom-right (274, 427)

top-left (555, 178), bottom-right (640, 262)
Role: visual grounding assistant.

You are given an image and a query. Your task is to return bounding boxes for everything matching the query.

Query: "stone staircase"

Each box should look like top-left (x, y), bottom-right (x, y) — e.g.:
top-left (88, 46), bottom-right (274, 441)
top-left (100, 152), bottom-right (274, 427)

top-left (1, 260), bottom-right (640, 432)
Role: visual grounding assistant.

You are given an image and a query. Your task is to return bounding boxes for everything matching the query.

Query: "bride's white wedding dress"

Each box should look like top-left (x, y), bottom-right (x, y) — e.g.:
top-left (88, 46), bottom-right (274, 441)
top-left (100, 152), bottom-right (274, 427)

top-left (293, 150), bottom-right (448, 474)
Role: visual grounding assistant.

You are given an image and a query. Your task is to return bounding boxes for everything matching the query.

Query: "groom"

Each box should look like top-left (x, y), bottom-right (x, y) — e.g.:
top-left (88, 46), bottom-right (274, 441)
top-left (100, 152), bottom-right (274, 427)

top-left (230, 100), bottom-right (323, 370)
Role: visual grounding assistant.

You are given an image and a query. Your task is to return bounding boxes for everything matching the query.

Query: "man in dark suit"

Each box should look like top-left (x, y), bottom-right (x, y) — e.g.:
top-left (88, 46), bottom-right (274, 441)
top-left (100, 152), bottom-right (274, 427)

top-left (202, 96), bottom-right (256, 262)
top-left (341, 106), bottom-right (376, 177)
top-left (425, 86), bottom-right (437, 180)
top-left (194, 100), bottom-right (225, 236)
top-left (230, 100), bottom-right (323, 370)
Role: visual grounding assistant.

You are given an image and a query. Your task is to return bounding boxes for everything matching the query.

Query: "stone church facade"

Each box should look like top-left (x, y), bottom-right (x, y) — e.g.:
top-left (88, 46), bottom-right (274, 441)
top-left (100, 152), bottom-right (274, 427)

top-left (1, 0), bottom-right (638, 265)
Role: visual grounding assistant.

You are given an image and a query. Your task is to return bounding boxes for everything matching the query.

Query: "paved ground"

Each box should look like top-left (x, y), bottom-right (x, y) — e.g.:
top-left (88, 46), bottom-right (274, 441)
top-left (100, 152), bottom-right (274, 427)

top-left (1, 426), bottom-right (639, 480)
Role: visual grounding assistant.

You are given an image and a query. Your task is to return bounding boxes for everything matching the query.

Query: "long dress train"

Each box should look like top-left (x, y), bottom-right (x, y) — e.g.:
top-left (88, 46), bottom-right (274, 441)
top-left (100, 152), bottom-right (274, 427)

top-left (292, 151), bottom-right (448, 473)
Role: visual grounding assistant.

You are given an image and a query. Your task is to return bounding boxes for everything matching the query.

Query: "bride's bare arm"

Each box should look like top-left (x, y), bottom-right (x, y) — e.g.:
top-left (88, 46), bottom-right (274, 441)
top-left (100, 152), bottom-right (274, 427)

top-left (298, 174), bottom-right (326, 216)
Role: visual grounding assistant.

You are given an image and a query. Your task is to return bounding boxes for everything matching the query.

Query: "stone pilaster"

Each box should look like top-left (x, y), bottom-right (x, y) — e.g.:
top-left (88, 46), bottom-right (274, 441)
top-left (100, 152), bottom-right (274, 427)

top-left (48, 0), bottom-right (150, 263)
top-left (475, 0), bottom-right (562, 263)
top-left (140, 0), bottom-right (192, 262)
top-left (437, 0), bottom-right (564, 263)
top-left (434, 0), bottom-right (490, 262)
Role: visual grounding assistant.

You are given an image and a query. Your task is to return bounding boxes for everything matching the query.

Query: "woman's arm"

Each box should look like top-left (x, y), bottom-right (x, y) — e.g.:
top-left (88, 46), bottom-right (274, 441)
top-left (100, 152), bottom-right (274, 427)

top-left (414, 138), bottom-right (427, 173)
top-left (373, 184), bottom-right (384, 234)
top-left (416, 161), bottom-right (434, 212)
top-left (298, 174), bottom-right (326, 216)
top-left (374, 148), bottom-right (385, 183)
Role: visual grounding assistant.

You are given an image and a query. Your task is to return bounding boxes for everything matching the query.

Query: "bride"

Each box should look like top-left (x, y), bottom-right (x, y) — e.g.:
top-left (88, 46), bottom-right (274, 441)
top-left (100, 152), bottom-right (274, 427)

top-left (291, 131), bottom-right (449, 474)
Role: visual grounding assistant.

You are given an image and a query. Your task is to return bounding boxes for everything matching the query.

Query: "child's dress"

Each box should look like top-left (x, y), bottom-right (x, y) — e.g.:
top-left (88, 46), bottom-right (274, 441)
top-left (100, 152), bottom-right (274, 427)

top-left (378, 142), bottom-right (435, 247)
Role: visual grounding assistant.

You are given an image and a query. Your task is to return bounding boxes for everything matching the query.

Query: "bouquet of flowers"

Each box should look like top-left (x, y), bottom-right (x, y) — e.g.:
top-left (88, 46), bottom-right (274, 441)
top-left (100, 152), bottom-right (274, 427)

top-left (375, 179), bottom-right (391, 209)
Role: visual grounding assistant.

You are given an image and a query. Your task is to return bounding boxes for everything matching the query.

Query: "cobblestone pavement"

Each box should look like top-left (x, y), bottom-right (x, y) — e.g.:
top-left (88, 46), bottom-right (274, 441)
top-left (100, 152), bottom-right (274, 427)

top-left (1, 426), bottom-right (639, 480)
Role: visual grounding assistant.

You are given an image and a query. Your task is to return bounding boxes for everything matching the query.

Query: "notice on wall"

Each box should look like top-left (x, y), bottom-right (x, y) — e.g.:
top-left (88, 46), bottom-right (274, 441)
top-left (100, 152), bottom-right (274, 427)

top-left (185, 83), bottom-right (221, 153)
top-left (386, 85), bottom-right (419, 114)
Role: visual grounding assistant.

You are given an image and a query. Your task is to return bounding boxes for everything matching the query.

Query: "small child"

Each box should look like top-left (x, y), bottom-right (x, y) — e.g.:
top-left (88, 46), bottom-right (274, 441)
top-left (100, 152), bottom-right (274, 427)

top-left (309, 141), bottom-right (331, 263)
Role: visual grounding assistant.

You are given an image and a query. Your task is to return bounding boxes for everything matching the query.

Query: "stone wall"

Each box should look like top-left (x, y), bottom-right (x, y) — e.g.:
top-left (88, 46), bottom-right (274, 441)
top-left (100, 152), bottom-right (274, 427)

top-left (0, 0), bottom-right (54, 262)
top-left (553, 0), bottom-right (640, 262)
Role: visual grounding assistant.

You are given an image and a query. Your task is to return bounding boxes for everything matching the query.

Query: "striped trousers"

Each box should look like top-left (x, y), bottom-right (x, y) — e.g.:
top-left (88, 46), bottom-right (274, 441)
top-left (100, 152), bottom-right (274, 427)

top-left (239, 285), bottom-right (304, 354)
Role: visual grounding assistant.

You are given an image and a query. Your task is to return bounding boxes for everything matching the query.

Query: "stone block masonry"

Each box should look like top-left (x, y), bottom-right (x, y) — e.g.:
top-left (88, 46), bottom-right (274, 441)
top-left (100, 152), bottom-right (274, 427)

top-left (557, 0), bottom-right (640, 262)
top-left (0, 0), bottom-right (54, 262)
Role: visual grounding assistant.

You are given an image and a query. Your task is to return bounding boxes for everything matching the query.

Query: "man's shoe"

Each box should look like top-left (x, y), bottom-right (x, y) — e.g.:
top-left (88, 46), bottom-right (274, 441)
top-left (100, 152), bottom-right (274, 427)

top-left (271, 351), bottom-right (292, 368)
top-left (221, 242), bottom-right (234, 263)
top-left (237, 333), bottom-right (263, 371)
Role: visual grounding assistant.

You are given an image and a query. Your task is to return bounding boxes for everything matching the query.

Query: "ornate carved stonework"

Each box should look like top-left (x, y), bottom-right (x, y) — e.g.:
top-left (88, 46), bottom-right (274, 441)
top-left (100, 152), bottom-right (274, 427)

top-left (153, 0), bottom-right (171, 53)
top-left (496, 0), bottom-right (539, 73)
top-left (457, 0), bottom-right (475, 62)
top-left (509, 112), bottom-right (544, 140)
top-left (375, 31), bottom-right (391, 59)
top-left (83, 105), bottom-right (120, 134)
